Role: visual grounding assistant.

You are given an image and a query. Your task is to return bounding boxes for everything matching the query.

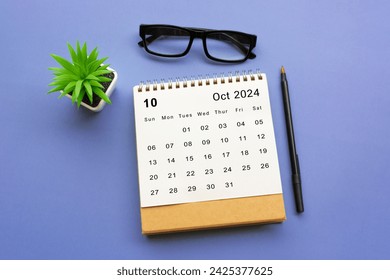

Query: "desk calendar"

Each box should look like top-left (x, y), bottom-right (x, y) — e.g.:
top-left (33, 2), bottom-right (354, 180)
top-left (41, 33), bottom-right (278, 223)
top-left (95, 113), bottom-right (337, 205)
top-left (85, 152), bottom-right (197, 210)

top-left (133, 71), bottom-right (286, 234)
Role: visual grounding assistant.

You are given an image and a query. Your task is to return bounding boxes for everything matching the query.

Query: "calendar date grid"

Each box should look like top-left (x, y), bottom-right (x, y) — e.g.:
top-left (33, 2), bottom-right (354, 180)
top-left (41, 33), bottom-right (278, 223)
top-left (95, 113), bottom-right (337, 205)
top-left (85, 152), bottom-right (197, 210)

top-left (139, 116), bottom-right (275, 203)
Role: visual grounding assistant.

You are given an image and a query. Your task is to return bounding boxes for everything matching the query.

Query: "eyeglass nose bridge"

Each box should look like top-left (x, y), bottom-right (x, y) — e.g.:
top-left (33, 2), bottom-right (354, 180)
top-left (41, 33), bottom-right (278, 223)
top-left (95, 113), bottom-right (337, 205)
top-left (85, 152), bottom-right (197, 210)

top-left (192, 30), bottom-right (206, 39)
top-left (186, 27), bottom-right (210, 39)
top-left (179, 29), bottom-right (209, 57)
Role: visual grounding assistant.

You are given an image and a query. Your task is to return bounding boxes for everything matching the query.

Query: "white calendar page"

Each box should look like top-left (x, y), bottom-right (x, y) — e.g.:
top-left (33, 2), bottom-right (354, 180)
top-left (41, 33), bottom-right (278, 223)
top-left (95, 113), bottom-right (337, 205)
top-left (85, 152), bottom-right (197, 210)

top-left (133, 74), bottom-right (283, 207)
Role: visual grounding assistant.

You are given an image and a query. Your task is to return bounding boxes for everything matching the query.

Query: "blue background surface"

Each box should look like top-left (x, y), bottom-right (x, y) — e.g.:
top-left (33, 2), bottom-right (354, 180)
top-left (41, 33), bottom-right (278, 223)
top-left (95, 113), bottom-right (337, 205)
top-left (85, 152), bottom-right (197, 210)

top-left (1, 0), bottom-right (389, 259)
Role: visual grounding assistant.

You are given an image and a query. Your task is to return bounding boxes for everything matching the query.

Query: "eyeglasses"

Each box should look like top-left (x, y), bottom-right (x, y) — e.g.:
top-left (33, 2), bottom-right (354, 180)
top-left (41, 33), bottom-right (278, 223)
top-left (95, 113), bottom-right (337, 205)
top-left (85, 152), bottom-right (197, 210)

top-left (138, 24), bottom-right (257, 63)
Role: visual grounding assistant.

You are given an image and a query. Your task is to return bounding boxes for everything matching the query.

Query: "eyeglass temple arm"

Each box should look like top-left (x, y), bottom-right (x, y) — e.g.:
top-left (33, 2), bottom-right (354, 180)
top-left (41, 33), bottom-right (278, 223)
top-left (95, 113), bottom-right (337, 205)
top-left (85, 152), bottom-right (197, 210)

top-left (138, 34), bottom-right (159, 47)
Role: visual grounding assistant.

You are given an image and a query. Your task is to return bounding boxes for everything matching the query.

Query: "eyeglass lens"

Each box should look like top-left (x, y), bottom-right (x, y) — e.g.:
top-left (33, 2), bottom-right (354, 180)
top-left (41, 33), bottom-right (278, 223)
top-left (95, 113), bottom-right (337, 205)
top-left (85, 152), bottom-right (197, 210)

top-left (144, 27), bottom-right (191, 56)
top-left (205, 32), bottom-right (251, 61)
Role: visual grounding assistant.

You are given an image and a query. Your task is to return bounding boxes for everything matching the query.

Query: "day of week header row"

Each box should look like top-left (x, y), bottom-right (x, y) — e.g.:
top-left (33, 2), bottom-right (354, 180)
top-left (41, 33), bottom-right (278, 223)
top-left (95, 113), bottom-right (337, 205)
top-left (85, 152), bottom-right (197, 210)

top-left (143, 106), bottom-right (263, 123)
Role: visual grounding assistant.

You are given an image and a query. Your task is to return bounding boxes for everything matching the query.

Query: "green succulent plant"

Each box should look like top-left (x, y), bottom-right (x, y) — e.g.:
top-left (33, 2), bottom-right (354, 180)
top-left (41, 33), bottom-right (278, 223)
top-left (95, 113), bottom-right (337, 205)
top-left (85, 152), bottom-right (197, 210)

top-left (48, 41), bottom-right (113, 107)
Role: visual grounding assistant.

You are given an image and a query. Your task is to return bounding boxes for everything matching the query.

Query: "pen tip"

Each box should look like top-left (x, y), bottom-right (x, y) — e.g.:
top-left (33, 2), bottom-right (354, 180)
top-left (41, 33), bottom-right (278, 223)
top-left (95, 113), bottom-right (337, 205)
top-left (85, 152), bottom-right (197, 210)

top-left (281, 66), bottom-right (285, 74)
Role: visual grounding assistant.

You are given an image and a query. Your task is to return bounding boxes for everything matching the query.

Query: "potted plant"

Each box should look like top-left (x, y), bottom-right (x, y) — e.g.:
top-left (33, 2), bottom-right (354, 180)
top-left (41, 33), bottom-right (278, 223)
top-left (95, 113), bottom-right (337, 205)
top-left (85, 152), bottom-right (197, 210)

top-left (48, 41), bottom-right (118, 112)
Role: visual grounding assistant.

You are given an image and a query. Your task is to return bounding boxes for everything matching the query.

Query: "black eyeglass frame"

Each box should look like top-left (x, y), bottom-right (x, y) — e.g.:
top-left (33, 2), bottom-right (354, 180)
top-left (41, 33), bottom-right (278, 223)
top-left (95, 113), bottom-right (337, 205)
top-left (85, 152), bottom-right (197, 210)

top-left (138, 24), bottom-right (257, 63)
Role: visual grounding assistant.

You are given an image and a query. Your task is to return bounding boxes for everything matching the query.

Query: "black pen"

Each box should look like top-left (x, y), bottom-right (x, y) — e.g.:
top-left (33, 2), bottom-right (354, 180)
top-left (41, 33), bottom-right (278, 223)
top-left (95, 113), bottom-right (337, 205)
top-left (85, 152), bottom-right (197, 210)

top-left (281, 66), bottom-right (304, 213)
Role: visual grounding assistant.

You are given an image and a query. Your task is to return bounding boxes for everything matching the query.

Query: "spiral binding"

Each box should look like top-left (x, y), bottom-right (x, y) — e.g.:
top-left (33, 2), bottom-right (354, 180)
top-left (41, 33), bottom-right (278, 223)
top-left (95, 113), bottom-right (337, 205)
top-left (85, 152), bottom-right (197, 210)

top-left (137, 69), bottom-right (263, 92)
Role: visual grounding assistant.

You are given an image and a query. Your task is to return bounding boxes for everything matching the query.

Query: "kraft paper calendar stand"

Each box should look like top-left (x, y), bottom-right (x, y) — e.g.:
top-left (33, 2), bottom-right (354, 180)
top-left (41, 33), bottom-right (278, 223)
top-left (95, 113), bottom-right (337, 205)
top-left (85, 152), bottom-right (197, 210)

top-left (141, 194), bottom-right (286, 234)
